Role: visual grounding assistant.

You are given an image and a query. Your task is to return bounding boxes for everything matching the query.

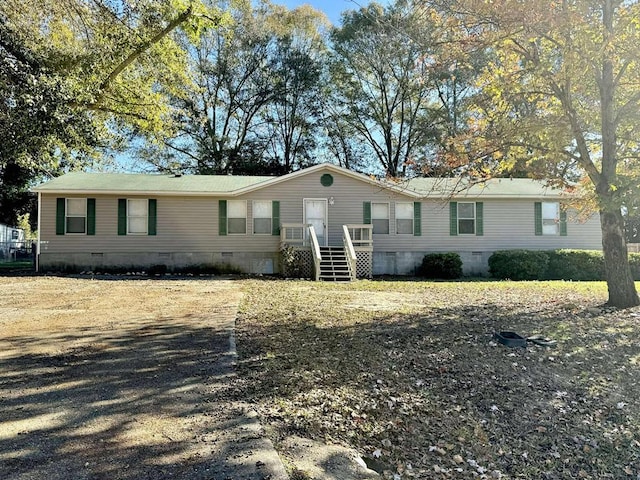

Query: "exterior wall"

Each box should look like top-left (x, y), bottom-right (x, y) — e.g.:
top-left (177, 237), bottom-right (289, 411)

top-left (39, 251), bottom-right (278, 274)
top-left (373, 251), bottom-right (493, 276)
top-left (38, 167), bottom-right (603, 275)
top-left (38, 194), bottom-right (282, 273)
top-left (241, 170), bottom-right (407, 246)
top-left (369, 200), bottom-right (603, 276)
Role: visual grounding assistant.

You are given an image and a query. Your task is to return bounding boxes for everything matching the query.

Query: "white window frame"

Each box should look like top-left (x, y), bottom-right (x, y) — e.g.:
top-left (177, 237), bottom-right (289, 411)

top-left (127, 199), bottom-right (148, 235)
top-left (372, 202), bottom-right (390, 235)
top-left (228, 200), bottom-right (247, 235)
top-left (542, 201), bottom-right (560, 235)
top-left (395, 202), bottom-right (414, 235)
top-left (65, 198), bottom-right (87, 234)
top-left (457, 202), bottom-right (476, 235)
top-left (252, 200), bottom-right (272, 235)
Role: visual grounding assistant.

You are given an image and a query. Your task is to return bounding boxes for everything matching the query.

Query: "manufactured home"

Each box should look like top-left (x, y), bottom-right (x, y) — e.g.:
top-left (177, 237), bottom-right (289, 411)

top-left (33, 163), bottom-right (602, 278)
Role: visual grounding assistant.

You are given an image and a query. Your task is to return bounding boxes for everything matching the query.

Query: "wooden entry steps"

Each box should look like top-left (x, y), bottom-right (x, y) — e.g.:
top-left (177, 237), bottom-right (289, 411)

top-left (318, 246), bottom-right (353, 282)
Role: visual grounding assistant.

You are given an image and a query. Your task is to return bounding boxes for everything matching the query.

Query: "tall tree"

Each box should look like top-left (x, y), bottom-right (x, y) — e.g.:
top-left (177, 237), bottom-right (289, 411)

top-left (321, 98), bottom-right (370, 171)
top-left (330, 0), bottom-right (463, 177)
top-left (261, 5), bottom-right (329, 173)
top-left (0, 0), bottom-right (220, 222)
top-left (144, 0), bottom-right (328, 175)
top-left (434, 0), bottom-right (640, 307)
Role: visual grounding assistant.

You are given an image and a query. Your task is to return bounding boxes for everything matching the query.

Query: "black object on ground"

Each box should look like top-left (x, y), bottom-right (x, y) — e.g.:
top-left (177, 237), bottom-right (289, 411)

top-left (493, 331), bottom-right (527, 348)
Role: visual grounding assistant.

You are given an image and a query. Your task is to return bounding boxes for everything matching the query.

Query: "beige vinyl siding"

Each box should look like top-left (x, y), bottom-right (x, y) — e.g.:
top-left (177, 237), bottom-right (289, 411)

top-left (39, 169), bottom-right (602, 257)
top-left (370, 199), bottom-right (601, 252)
top-left (40, 171), bottom-right (405, 254)
top-left (39, 195), bottom-right (281, 254)
top-left (242, 171), bottom-right (405, 246)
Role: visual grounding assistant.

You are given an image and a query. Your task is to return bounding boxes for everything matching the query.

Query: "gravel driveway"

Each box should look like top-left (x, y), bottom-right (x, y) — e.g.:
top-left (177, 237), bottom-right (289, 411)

top-left (0, 276), bottom-right (287, 480)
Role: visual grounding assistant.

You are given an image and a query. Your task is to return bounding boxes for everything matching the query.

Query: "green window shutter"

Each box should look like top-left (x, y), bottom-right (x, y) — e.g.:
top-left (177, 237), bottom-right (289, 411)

top-left (87, 198), bottom-right (96, 236)
top-left (534, 202), bottom-right (543, 236)
top-left (56, 198), bottom-right (65, 235)
top-left (475, 202), bottom-right (483, 236)
top-left (363, 202), bottom-right (371, 224)
top-left (449, 202), bottom-right (458, 236)
top-left (272, 201), bottom-right (280, 236)
top-left (559, 207), bottom-right (567, 236)
top-left (118, 199), bottom-right (127, 235)
top-left (219, 200), bottom-right (227, 236)
top-left (413, 201), bottom-right (421, 236)
top-left (148, 199), bottom-right (157, 236)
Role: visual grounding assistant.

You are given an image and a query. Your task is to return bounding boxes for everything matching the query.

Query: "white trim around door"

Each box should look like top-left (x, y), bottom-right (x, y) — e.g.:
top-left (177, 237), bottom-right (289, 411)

top-left (303, 198), bottom-right (328, 246)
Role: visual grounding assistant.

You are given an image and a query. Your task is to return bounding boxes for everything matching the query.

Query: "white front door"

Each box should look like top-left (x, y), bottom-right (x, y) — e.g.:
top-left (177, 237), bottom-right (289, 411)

top-left (304, 199), bottom-right (328, 246)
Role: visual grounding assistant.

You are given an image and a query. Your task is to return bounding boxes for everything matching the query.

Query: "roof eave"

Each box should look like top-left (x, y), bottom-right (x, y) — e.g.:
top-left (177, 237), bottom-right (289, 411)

top-left (32, 188), bottom-right (235, 196)
top-left (449, 194), bottom-right (569, 200)
top-left (233, 163), bottom-right (423, 198)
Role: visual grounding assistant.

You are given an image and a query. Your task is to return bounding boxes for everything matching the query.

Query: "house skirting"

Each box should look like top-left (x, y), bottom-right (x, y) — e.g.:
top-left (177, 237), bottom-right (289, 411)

top-left (373, 251), bottom-right (492, 276)
top-left (38, 252), bottom-right (280, 275)
top-left (38, 250), bottom-right (492, 276)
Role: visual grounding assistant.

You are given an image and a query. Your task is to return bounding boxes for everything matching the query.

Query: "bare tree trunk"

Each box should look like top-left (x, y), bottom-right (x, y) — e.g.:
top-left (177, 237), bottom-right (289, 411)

top-left (600, 204), bottom-right (639, 308)
top-left (597, 0), bottom-right (638, 308)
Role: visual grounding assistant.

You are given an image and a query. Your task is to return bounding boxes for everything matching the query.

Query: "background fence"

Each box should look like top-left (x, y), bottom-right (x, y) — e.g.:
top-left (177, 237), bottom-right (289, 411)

top-left (0, 241), bottom-right (34, 263)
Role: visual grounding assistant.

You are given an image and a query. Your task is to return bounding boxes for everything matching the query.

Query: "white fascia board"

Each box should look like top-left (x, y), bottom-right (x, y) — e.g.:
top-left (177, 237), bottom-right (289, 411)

top-left (232, 163), bottom-right (423, 198)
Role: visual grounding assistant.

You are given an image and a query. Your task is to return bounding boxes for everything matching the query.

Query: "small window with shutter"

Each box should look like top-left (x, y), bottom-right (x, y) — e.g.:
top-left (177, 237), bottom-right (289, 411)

top-left (57, 198), bottom-right (96, 235)
top-left (66, 198), bottom-right (87, 234)
top-left (396, 202), bottom-right (414, 235)
top-left (372, 203), bottom-right (390, 234)
top-left (227, 200), bottom-right (247, 235)
top-left (253, 200), bottom-right (272, 235)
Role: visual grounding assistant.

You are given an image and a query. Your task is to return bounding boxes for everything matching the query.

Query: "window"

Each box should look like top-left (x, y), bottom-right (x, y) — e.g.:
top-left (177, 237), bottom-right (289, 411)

top-left (66, 198), bottom-right (87, 234)
top-left (396, 202), bottom-right (414, 235)
top-left (127, 199), bottom-right (148, 234)
top-left (458, 202), bottom-right (476, 235)
top-left (450, 201), bottom-right (483, 236)
top-left (372, 203), bottom-right (389, 234)
top-left (253, 200), bottom-right (272, 234)
top-left (118, 198), bottom-right (156, 236)
top-left (228, 200), bottom-right (247, 234)
top-left (542, 202), bottom-right (560, 235)
top-left (57, 198), bottom-right (95, 236)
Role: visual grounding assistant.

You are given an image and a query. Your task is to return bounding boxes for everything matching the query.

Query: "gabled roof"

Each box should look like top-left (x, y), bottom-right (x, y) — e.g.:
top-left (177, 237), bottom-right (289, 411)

top-left (33, 163), bottom-right (567, 199)
top-left (403, 177), bottom-right (566, 199)
top-left (33, 171), bottom-right (274, 196)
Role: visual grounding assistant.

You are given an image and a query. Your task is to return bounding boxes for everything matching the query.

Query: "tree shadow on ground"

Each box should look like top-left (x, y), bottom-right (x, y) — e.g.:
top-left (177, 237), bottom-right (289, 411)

top-left (0, 317), bottom-right (269, 480)
top-left (236, 300), bottom-right (640, 478)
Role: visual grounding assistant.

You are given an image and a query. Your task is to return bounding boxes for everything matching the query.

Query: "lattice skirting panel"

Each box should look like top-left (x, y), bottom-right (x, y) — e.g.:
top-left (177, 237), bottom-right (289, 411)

top-left (356, 250), bottom-right (373, 279)
top-left (282, 248), bottom-right (314, 278)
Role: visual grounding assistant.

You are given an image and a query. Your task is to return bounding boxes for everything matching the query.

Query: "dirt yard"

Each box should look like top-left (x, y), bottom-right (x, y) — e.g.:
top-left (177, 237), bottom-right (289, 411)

top-left (0, 275), bottom-right (280, 480)
top-left (5, 275), bottom-right (640, 480)
top-left (236, 279), bottom-right (640, 479)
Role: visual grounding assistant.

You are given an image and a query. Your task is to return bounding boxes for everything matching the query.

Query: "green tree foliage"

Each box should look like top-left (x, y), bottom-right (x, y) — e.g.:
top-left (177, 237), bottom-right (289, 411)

top-left (329, 0), bottom-right (478, 177)
top-left (432, 0), bottom-right (640, 307)
top-left (143, 0), bottom-right (329, 175)
top-left (262, 8), bottom-right (329, 173)
top-left (0, 13), bottom-right (98, 224)
top-left (0, 0), bottom-right (222, 222)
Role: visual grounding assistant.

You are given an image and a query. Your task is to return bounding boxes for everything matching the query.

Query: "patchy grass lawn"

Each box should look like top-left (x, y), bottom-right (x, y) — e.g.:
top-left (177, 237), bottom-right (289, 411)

top-left (236, 279), bottom-right (640, 479)
top-left (0, 260), bottom-right (33, 272)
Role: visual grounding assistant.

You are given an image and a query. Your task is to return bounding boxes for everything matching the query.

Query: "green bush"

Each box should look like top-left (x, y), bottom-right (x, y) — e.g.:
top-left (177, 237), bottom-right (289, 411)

top-left (489, 249), bottom-right (640, 281)
top-left (545, 249), bottom-right (604, 280)
top-left (148, 264), bottom-right (168, 276)
top-left (418, 253), bottom-right (463, 279)
top-left (488, 250), bottom-right (549, 280)
top-left (629, 253), bottom-right (640, 280)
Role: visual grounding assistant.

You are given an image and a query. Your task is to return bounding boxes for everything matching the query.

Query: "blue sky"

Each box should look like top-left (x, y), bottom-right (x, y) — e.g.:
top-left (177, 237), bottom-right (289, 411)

top-left (277, 0), bottom-right (389, 25)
